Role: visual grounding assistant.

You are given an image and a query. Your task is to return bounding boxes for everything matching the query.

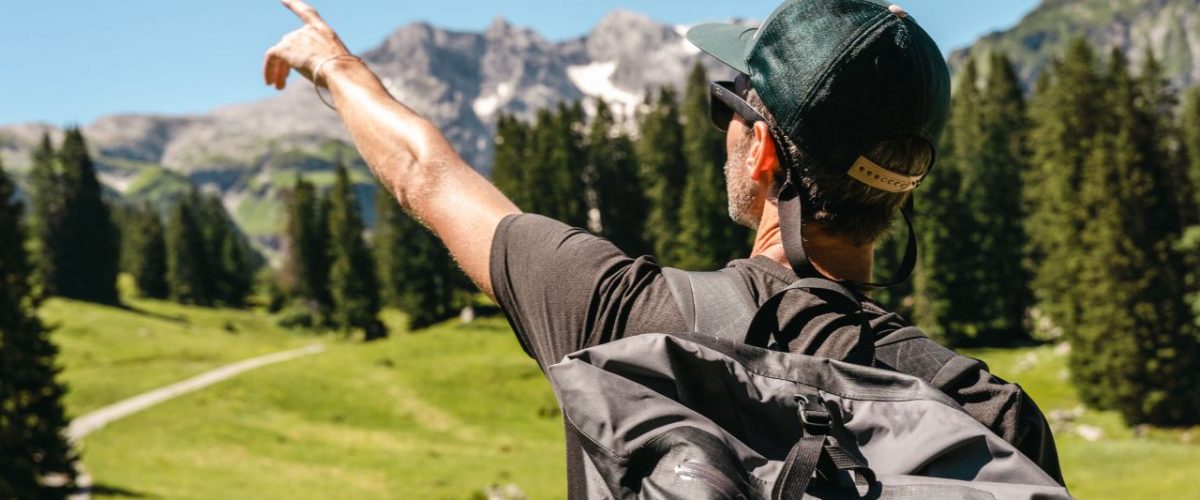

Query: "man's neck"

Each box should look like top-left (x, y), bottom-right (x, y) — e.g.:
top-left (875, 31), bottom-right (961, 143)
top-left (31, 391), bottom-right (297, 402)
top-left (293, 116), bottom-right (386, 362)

top-left (749, 202), bottom-right (874, 283)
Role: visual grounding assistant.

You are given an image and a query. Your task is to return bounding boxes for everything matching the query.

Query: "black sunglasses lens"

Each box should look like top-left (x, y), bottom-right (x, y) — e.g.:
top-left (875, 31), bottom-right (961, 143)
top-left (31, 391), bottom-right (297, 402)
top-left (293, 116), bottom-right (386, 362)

top-left (711, 101), bottom-right (733, 130)
top-left (710, 82), bottom-right (736, 130)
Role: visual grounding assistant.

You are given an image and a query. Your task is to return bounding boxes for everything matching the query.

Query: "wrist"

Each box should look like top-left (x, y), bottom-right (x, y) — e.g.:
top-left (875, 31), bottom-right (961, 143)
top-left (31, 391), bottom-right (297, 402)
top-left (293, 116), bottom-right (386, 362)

top-left (312, 54), bottom-right (361, 88)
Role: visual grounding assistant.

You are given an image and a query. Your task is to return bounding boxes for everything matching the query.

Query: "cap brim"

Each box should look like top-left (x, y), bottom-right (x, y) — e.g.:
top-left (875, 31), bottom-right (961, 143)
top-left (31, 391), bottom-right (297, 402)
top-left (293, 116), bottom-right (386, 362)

top-left (686, 23), bottom-right (757, 75)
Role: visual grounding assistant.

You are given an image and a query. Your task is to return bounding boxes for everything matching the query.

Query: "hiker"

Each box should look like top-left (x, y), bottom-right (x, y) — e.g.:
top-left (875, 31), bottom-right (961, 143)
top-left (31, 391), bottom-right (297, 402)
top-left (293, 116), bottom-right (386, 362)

top-left (264, 0), bottom-right (1063, 496)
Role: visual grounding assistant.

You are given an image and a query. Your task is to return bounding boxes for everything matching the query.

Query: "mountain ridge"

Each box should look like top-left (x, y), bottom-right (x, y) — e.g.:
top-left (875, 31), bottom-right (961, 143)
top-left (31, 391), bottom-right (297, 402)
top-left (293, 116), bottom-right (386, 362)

top-left (948, 0), bottom-right (1200, 91)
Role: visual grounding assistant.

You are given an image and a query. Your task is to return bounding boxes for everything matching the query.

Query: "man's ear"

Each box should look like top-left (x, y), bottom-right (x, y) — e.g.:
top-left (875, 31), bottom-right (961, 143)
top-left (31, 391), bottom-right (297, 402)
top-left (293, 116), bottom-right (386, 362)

top-left (749, 121), bottom-right (778, 185)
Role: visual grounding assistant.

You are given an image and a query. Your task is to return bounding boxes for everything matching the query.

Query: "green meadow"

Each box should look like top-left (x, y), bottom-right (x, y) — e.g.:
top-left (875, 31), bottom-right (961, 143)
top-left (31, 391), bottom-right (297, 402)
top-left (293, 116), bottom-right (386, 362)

top-left (48, 294), bottom-right (1196, 499)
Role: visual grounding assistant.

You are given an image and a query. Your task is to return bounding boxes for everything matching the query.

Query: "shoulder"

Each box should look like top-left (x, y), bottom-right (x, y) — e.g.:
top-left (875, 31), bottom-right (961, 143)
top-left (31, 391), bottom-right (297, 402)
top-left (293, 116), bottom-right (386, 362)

top-left (489, 213), bottom-right (686, 366)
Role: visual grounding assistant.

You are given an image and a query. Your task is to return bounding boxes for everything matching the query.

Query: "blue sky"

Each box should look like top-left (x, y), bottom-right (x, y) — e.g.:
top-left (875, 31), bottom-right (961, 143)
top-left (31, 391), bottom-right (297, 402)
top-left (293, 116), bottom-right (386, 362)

top-left (1, 0), bottom-right (1040, 126)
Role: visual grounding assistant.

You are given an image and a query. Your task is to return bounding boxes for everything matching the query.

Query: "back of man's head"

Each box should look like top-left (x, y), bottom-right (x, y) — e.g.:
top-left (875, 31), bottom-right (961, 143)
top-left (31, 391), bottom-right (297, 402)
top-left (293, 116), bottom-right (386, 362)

top-left (690, 0), bottom-right (950, 246)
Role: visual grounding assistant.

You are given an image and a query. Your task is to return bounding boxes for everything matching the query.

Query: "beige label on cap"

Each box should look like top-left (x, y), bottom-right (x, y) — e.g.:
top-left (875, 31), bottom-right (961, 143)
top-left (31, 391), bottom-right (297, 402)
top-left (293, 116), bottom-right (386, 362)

top-left (847, 156), bottom-right (922, 193)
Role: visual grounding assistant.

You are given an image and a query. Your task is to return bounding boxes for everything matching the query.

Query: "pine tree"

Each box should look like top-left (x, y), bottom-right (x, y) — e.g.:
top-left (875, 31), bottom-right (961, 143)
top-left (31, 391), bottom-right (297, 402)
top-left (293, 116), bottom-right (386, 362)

top-left (0, 158), bottom-right (78, 498)
top-left (1183, 86), bottom-right (1200, 211)
top-left (528, 104), bottom-right (588, 226)
top-left (165, 193), bottom-right (210, 305)
top-left (1134, 50), bottom-right (1192, 223)
top-left (970, 52), bottom-right (1034, 343)
top-left (281, 176), bottom-right (332, 319)
top-left (586, 99), bottom-right (650, 255)
top-left (491, 114), bottom-right (533, 211)
top-left (566, 101), bottom-right (591, 227)
top-left (327, 165), bottom-right (385, 339)
top-left (637, 88), bottom-right (687, 263)
top-left (913, 149), bottom-right (973, 345)
top-left (872, 219), bottom-right (914, 316)
top-left (913, 58), bottom-right (985, 346)
top-left (28, 133), bottom-right (63, 295)
top-left (113, 203), bottom-right (138, 277)
top-left (677, 62), bottom-right (750, 270)
top-left (216, 228), bottom-right (253, 307)
top-left (373, 183), bottom-right (466, 330)
top-left (128, 205), bottom-right (169, 299)
top-left (1068, 49), bottom-right (1200, 425)
top-left (1181, 85), bottom-right (1200, 330)
top-left (374, 184), bottom-right (408, 308)
top-left (196, 195), bottom-right (254, 307)
top-left (197, 195), bottom-right (229, 303)
top-left (921, 52), bottom-right (1034, 346)
top-left (1025, 39), bottom-right (1106, 339)
top-left (54, 128), bottom-right (120, 304)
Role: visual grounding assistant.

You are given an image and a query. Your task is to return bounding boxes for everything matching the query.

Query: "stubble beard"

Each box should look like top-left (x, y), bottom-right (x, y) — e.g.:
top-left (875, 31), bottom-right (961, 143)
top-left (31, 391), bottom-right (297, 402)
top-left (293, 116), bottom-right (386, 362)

top-left (724, 133), bottom-right (760, 229)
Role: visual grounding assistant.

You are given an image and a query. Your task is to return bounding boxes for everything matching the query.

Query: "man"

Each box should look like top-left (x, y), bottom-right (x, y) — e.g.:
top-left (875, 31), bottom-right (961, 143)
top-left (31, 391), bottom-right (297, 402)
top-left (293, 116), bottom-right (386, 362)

top-left (263, 0), bottom-right (1062, 494)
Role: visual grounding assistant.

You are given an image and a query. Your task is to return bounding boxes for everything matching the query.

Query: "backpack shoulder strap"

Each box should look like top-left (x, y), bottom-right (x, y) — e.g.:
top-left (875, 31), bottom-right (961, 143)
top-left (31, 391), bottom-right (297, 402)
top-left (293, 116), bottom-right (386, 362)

top-left (661, 267), bottom-right (757, 339)
top-left (873, 326), bottom-right (982, 388)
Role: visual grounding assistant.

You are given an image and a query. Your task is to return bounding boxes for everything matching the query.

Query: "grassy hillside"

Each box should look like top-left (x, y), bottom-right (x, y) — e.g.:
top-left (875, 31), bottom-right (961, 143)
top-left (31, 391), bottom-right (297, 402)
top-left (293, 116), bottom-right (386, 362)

top-left (46, 297), bottom-right (311, 415)
top-left (49, 297), bottom-right (564, 499)
top-left (46, 296), bottom-right (1197, 499)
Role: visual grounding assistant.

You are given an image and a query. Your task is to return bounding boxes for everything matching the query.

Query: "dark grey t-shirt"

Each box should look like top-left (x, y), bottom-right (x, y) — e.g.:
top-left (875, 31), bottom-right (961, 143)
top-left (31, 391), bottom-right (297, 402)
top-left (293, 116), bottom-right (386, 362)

top-left (488, 214), bottom-right (1063, 496)
top-left (489, 214), bottom-right (901, 369)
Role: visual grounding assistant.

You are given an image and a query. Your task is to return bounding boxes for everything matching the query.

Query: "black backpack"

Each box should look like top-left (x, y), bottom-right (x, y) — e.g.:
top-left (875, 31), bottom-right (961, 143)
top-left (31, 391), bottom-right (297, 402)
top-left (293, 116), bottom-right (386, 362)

top-left (544, 270), bottom-right (1070, 499)
top-left (661, 267), bottom-right (1063, 482)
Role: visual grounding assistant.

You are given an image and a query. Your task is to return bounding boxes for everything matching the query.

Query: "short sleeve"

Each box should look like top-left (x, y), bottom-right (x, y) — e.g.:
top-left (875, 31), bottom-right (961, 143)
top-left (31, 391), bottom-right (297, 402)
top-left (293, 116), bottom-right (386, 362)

top-left (489, 214), bottom-right (686, 370)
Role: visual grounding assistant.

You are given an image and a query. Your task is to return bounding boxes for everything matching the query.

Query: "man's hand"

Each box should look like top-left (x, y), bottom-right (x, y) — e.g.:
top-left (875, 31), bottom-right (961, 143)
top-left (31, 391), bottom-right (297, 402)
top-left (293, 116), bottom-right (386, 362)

top-left (263, 0), bottom-right (352, 89)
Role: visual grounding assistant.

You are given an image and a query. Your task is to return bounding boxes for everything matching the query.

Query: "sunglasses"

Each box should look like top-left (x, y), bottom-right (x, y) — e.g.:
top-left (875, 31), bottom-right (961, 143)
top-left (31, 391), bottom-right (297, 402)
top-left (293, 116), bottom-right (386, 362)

top-left (710, 75), bottom-right (765, 131)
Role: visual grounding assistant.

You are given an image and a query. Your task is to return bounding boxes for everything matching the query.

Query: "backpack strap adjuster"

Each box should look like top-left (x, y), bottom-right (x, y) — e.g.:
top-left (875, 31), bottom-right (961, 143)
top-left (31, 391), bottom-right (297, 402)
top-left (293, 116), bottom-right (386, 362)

top-left (794, 394), bottom-right (831, 433)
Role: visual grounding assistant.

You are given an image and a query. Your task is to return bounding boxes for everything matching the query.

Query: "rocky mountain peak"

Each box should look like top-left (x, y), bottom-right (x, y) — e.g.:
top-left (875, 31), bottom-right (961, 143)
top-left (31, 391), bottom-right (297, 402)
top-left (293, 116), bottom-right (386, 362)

top-left (485, 16), bottom-right (516, 37)
top-left (588, 9), bottom-right (679, 62)
top-left (380, 20), bottom-right (437, 50)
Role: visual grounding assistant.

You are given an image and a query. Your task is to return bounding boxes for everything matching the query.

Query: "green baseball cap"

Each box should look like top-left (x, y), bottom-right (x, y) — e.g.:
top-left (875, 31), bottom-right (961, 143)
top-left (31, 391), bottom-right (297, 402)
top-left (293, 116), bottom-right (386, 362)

top-left (687, 0), bottom-right (950, 176)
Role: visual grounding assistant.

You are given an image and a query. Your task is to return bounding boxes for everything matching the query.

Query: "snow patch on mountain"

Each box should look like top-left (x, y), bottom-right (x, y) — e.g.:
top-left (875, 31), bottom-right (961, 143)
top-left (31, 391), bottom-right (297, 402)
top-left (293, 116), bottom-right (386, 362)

top-left (473, 83), bottom-right (513, 118)
top-left (567, 61), bottom-right (642, 115)
top-left (675, 25), bottom-right (701, 55)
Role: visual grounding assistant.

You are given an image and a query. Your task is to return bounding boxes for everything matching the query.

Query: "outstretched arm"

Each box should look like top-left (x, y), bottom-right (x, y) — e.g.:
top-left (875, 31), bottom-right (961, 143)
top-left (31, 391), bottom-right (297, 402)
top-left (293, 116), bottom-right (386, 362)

top-left (263, 0), bottom-right (520, 299)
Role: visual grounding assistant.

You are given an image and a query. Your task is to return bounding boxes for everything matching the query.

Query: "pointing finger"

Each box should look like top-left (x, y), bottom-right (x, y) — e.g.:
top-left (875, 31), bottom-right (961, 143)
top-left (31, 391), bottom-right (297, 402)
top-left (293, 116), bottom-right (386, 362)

top-left (282, 0), bottom-right (329, 30)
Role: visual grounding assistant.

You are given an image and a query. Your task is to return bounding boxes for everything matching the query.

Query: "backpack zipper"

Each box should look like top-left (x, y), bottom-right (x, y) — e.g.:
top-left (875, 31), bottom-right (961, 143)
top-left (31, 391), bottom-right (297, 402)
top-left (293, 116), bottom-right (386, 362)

top-left (674, 460), bottom-right (746, 499)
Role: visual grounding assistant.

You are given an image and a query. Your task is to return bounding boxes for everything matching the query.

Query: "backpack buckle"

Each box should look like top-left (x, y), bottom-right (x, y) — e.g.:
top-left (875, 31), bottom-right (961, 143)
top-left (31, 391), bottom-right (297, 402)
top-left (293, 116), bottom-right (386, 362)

top-left (794, 394), bottom-right (831, 433)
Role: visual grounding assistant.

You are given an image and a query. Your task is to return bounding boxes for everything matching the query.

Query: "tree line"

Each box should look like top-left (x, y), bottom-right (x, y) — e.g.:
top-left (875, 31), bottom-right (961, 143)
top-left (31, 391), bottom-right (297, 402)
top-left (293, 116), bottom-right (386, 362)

top-left (118, 192), bottom-right (259, 307)
top-left (19, 128), bottom-right (260, 308)
top-left (878, 41), bottom-right (1200, 426)
top-left (275, 161), bottom-right (470, 335)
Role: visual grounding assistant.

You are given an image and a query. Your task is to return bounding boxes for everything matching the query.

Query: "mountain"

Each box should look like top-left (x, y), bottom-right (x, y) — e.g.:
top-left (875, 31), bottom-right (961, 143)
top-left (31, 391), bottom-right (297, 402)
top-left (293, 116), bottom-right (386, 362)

top-left (949, 0), bottom-right (1200, 90)
top-left (0, 11), bottom-right (732, 252)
